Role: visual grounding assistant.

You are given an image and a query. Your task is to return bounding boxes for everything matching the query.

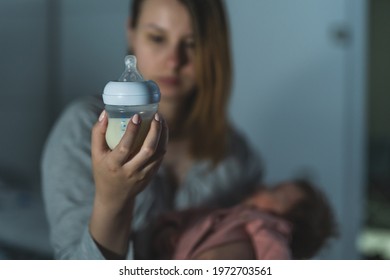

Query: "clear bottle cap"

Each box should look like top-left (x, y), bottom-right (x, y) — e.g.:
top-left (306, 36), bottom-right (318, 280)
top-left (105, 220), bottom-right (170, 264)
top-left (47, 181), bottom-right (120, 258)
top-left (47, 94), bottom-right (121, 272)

top-left (102, 55), bottom-right (160, 106)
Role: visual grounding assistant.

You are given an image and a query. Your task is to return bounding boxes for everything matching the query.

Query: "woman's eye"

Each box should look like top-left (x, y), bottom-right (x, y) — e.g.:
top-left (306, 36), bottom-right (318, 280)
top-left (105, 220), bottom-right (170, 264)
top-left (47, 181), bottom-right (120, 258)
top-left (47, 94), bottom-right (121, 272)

top-left (185, 40), bottom-right (195, 49)
top-left (148, 34), bottom-right (165, 44)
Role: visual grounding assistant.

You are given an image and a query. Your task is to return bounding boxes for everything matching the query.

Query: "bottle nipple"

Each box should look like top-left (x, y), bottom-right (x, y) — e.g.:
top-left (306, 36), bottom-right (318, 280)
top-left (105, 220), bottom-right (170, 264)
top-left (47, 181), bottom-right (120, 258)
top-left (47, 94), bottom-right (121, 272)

top-left (118, 55), bottom-right (144, 82)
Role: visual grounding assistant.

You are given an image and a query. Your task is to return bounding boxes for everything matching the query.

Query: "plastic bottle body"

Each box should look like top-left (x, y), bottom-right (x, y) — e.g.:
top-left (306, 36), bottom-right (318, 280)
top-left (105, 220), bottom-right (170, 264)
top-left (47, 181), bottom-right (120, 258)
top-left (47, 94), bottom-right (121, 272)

top-left (105, 103), bottom-right (158, 151)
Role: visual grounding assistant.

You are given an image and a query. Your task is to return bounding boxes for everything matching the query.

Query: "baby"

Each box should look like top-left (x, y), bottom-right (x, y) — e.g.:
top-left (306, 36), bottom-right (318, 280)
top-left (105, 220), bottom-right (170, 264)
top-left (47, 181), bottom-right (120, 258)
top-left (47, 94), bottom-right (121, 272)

top-left (150, 179), bottom-right (338, 260)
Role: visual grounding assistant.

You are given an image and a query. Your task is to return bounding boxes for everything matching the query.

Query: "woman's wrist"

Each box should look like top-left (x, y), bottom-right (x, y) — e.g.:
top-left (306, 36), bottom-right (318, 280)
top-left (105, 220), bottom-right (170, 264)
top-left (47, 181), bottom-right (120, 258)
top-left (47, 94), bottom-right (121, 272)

top-left (93, 191), bottom-right (135, 215)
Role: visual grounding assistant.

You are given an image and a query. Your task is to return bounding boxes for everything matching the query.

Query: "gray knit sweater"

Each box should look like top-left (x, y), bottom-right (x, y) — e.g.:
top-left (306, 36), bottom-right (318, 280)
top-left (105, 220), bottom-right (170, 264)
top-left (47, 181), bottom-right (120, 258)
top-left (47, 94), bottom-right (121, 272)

top-left (41, 95), bottom-right (263, 259)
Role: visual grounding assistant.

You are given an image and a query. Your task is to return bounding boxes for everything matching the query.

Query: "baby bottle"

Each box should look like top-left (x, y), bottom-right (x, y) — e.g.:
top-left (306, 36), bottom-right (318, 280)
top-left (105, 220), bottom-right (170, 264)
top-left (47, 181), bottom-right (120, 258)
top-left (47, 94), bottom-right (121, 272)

top-left (102, 55), bottom-right (160, 152)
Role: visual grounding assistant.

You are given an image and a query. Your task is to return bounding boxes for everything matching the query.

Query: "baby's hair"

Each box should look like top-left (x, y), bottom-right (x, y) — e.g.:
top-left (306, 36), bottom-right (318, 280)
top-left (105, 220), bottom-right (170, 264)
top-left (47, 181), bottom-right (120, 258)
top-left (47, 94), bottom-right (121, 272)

top-left (281, 179), bottom-right (338, 259)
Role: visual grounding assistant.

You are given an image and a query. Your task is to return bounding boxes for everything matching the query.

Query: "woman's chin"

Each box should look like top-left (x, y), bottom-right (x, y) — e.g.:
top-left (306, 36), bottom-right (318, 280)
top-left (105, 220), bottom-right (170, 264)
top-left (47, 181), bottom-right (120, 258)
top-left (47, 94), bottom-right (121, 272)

top-left (160, 90), bottom-right (189, 102)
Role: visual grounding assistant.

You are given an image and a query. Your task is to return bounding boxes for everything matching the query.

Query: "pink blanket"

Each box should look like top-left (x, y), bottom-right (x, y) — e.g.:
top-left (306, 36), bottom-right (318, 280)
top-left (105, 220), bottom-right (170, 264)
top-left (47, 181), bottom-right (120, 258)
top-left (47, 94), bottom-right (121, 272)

top-left (164, 205), bottom-right (292, 259)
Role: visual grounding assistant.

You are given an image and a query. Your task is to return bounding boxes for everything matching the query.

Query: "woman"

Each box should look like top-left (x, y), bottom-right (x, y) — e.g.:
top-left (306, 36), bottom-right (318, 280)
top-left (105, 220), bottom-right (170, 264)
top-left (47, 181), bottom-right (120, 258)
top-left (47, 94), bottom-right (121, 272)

top-left (42, 0), bottom-right (262, 259)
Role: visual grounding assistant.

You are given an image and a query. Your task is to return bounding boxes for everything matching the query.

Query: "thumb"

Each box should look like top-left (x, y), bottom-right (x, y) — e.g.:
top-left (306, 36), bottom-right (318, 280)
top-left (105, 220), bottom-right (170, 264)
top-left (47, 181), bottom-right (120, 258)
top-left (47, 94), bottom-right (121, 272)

top-left (91, 110), bottom-right (109, 161)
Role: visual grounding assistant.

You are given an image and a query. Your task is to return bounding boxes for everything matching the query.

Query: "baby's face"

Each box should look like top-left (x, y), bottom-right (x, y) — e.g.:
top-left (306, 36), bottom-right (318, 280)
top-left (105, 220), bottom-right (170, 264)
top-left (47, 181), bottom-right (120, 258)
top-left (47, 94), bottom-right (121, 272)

top-left (244, 182), bottom-right (305, 215)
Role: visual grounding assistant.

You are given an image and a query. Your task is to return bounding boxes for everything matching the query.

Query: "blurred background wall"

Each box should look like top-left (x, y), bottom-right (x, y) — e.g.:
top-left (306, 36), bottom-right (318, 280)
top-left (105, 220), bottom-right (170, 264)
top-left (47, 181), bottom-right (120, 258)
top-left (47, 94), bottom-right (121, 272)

top-left (227, 0), bottom-right (367, 260)
top-left (1, 0), bottom-right (387, 260)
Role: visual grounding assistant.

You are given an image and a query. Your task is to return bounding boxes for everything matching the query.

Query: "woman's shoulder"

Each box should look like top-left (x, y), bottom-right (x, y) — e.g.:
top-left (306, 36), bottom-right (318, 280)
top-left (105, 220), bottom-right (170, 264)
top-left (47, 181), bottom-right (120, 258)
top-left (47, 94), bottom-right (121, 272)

top-left (226, 125), bottom-right (261, 162)
top-left (62, 95), bottom-right (104, 119)
top-left (44, 95), bottom-right (104, 147)
top-left (54, 95), bottom-right (104, 129)
top-left (227, 126), bottom-right (249, 147)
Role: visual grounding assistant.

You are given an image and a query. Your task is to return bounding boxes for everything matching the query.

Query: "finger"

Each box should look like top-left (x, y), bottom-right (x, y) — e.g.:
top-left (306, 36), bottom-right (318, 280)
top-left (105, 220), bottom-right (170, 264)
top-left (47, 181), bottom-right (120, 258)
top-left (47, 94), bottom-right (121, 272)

top-left (129, 155), bottom-right (164, 196)
top-left (91, 110), bottom-right (109, 162)
top-left (109, 114), bottom-right (141, 165)
top-left (124, 113), bottom-right (162, 170)
top-left (138, 115), bottom-right (168, 168)
top-left (142, 154), bottom-right (164, 175)
top-left (155, 115), bottom-right (169, 155)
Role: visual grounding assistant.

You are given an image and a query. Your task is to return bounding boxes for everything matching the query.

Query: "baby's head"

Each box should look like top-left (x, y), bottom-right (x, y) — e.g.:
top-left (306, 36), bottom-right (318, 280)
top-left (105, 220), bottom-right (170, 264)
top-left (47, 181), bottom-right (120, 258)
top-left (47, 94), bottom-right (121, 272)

top-left (244, 179), bottom-right (338, 259)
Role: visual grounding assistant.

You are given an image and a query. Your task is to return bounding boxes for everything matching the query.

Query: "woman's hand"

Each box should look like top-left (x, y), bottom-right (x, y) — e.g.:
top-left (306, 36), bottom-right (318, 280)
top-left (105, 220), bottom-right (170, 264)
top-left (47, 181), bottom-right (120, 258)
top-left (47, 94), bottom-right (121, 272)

top-left (91, 110), bottom-right (168, 209)
top-left (89, 110), bottom-right (168, 258)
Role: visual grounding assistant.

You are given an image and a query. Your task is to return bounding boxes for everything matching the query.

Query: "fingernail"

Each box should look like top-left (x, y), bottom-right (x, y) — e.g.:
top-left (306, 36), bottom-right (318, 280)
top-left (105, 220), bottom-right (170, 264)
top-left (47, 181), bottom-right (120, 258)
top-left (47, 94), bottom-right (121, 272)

top-left (98, 110), bottom-right (105, 122)
top-left (132, 114), bottom-right (140, 124)
top-left (154, 113), bottom-right (160, 122)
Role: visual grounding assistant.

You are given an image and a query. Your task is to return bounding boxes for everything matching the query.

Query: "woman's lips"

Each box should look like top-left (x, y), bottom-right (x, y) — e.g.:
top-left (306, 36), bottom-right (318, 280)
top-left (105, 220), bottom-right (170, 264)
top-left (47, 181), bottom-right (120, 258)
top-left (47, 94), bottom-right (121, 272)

top-left (157, 77), bottom-right (180, 86)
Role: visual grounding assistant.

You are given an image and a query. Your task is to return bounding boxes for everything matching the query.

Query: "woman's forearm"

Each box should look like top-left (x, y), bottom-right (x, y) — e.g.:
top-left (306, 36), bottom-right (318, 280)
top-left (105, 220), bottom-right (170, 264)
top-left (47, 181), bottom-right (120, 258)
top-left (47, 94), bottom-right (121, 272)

top-left (89, 198), bottom-right (135, 259)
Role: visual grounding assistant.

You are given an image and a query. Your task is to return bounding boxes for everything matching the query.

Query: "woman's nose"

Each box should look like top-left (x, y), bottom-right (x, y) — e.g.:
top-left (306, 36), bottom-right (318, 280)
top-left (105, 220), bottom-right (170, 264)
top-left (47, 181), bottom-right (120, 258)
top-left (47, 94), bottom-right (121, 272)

top-left (165, 43), bottom-right (187, 71)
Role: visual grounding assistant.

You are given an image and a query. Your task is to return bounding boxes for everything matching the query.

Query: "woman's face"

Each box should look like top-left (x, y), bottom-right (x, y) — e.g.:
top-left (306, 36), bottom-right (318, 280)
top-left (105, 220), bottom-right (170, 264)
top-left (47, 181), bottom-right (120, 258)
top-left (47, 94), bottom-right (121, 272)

top-left (128, 0), bottom-right (196, 101)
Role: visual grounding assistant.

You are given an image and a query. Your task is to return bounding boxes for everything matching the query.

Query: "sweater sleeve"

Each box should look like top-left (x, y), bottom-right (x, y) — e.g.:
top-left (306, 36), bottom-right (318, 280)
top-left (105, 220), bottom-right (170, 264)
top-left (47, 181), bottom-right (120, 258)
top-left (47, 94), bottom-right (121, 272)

top-left (41, 96), bottom-right (134, 259)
